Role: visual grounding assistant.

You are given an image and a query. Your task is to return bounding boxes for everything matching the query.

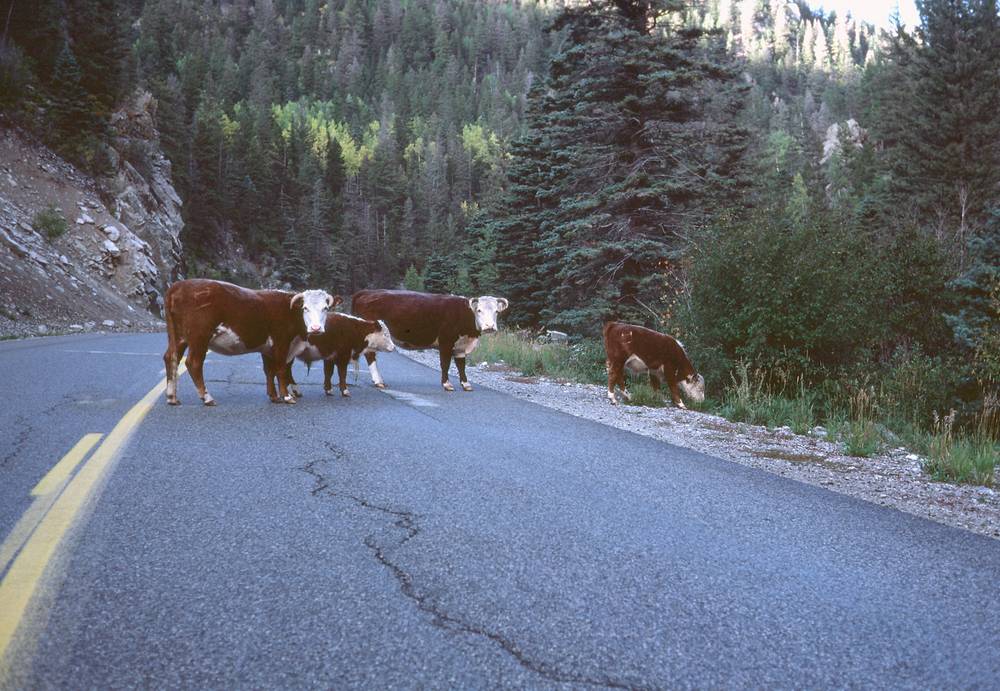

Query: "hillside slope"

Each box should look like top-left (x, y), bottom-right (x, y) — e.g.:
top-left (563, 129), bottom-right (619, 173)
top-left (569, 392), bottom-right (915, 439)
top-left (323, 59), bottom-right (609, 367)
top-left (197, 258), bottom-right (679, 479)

top-left (0, 93), bottom-right (182, 338)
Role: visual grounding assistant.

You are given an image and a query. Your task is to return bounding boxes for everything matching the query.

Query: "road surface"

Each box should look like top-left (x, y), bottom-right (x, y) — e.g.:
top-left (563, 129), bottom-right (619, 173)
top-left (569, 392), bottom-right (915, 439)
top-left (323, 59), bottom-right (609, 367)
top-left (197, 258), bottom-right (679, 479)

top-left (1, 332), bottom-right (999, 688)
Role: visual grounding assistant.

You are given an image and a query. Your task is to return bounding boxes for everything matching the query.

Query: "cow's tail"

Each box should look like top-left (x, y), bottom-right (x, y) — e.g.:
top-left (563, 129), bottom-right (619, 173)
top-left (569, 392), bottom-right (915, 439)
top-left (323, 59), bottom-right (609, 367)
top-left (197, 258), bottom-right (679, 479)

top-left (353, 357), bottom-right (360, 384)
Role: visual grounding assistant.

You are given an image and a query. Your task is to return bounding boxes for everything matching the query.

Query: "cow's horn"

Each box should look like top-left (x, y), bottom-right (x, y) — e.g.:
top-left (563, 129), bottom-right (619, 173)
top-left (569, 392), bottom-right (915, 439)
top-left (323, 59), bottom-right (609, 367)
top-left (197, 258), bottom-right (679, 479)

top-left (290, 292), bottom-right (306, 308)
top-left (327, 294), bottom-right (343, 308)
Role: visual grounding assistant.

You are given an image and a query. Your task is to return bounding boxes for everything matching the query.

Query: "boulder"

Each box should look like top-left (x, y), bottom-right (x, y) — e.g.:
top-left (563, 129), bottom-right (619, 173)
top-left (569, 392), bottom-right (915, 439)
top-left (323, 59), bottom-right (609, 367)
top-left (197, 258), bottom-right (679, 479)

top-left (102, 225), bottom-right (121, 242)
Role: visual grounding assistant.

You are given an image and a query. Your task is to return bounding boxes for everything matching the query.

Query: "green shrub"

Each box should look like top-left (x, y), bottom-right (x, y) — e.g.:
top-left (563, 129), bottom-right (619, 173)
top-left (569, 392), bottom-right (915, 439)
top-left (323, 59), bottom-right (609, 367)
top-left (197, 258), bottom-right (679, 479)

top-left (33, 206), bottom-right (68, 240)
top-left (923, 408), bottom-right (998, 486)
top-left (844, 388), bottom-right (881, 457)
top-left (622, 382), bottom-right (667, 408)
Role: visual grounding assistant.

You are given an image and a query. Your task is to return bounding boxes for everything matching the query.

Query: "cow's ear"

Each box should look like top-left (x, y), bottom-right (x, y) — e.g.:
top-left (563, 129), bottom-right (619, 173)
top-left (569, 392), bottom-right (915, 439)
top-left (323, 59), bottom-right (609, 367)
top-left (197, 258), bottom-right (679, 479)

top-left (327, 294), bottom-right (343, 309)
top-left (468, 298), bottom-right (479, 311)
top-left (496, 297), bottom-right (509, 312)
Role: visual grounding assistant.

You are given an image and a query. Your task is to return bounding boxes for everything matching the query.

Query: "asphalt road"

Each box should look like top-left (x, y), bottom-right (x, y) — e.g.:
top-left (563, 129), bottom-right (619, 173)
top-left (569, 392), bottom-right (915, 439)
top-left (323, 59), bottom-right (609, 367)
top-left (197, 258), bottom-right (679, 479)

top-left (1, 332), bottom-right (999, 689)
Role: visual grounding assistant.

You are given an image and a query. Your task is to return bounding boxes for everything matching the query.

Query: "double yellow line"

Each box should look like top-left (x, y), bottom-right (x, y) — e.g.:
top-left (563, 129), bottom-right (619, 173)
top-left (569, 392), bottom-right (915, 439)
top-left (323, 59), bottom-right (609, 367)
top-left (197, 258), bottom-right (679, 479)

top-left (0, 363), bottom-right (184, 672)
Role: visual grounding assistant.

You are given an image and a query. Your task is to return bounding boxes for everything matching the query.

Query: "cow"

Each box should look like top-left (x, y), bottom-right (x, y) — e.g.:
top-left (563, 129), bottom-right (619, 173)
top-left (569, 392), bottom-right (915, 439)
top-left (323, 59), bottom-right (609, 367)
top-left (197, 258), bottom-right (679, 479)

top-left (351, 289), bottom-right (509, 391)
top-left (280, 313), bottom-right (396, 398)
top-left (602, 321), bottom-right (705, 409)
top-left (162, 278), bottom-right (340, 406)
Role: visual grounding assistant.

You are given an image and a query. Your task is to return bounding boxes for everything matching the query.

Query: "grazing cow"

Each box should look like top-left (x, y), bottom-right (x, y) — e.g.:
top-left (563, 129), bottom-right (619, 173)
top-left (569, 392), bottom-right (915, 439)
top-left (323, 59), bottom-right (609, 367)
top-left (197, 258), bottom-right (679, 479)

top-left (162, 278), bottom-right (340, 406)
top-left (351, 289), bottom-right (509, 391)
top-left (603, 321), bottom-right (705, 408)
top-left (282, 313), bottom-right (396, 398)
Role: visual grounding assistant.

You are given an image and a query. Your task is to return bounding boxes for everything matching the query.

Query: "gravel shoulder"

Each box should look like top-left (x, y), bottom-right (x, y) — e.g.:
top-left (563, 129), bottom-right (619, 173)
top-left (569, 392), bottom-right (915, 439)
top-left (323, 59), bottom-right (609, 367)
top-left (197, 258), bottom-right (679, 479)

top-left (401, 348), bottom-right (1000, 540)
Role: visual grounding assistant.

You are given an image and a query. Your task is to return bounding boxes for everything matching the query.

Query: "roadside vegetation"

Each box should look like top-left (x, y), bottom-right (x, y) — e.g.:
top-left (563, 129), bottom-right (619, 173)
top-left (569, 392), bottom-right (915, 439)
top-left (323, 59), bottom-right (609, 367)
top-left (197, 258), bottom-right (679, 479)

top-left (472, 332), bottom-right (999, 487)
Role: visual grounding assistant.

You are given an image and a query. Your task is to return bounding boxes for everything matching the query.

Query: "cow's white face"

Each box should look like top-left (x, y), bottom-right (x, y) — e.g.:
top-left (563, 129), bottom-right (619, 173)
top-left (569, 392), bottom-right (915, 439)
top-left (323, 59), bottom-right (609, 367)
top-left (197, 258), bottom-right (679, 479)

top-left (292, 290), bottom-right (338, 334)
top-left (679, 373), bottom-right (705, 403)
top-left (468, 296), bottom-right (508, 333)
top-left (364, 320), bottom-right (396, 353)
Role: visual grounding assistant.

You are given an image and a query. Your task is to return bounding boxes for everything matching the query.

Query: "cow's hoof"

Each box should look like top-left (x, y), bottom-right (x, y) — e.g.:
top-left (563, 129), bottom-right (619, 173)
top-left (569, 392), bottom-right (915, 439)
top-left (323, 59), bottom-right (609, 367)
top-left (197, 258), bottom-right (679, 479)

top-left (461, 382), bottom-right (473, 392)
top-left (202, 396), bottom-right (216, 407)
top-left (621, 390), bottom-right (632, 401)
top-left (324, 388), bottom-right (333, 397)
top-left (675, 401), bottom-right (687, 410)
top-left (167, 397), bottom-right (180, 406)
top-left (374, 382), bottom-right (387, 389)
top-left (607, 395), bottom-right (618, 405)
top-left (283, 394), bottom-right (297, 404)
top-left (442, 382), bottom-right (455, 392)
top-left (341, 389), bottom-right (351, 397)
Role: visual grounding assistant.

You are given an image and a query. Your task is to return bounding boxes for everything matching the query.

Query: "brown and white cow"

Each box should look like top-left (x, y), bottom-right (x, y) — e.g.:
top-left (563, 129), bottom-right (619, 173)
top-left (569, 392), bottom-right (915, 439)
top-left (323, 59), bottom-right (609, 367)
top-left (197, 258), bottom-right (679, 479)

top-left (162, 278), bottom-right (340, 406)
top-left (603, 321), bottom-right (705, 408)
top-left (351, 289), bottom-right (508, 391)
top-left (282, 313), bottom-right (396, 398)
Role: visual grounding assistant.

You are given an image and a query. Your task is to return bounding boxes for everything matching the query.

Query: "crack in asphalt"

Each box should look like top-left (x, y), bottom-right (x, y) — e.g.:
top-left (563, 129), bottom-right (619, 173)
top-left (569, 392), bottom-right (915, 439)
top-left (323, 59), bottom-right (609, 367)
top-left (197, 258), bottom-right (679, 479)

top-left (300, 447), bottom-right (647, 690)
top-left (0, 415), bottom-right (31, 469)
top-left (1, 395), bottom-right (74, 468)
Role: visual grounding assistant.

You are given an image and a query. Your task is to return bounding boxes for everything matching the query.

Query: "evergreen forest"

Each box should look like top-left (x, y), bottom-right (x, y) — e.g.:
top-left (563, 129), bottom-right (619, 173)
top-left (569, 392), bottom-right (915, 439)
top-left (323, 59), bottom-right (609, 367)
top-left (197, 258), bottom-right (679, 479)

top-left (1, 0), bottom-right (998, 454)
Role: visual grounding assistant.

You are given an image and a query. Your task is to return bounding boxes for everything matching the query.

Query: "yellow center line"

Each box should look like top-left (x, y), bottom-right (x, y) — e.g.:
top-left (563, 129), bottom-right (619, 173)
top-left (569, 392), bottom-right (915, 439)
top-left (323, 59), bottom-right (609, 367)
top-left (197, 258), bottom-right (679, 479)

top-left (31, 433), bottom-right (103, 498)
top-left (0, 435), bottom-right (103, 579)
top-left (0, 361), bottom-right (185, 671)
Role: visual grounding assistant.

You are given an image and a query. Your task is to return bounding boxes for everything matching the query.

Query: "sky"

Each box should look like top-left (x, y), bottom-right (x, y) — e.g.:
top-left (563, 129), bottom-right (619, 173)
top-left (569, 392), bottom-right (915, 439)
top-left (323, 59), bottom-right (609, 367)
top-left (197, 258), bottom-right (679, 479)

top-left (813, 0), bottom-right (921, 27)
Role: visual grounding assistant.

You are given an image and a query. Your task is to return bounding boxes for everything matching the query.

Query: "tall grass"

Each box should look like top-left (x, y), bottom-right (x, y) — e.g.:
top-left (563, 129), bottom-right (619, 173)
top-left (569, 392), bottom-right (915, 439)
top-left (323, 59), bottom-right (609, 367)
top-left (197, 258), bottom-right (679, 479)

top-left (719, 361), bottom-right (817, 431)
top-left (923, 397), bottom-right (999, 486)
top-left (469, 331), bottom-right (606, 384)
top-left (844, 387), bottom-right (881, 457)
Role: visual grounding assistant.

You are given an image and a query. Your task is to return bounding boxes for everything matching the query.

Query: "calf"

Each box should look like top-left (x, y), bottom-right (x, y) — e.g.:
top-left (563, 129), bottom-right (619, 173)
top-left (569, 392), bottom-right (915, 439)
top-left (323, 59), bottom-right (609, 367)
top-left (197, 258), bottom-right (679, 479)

top-left (282, 313), bottom-right (395, 398)
top-left (603, 321), bottom-right (705, 408)
top-left (162, 278), bottom-right (339, 405)
top-left (351, 289), bottom-right (508, 391)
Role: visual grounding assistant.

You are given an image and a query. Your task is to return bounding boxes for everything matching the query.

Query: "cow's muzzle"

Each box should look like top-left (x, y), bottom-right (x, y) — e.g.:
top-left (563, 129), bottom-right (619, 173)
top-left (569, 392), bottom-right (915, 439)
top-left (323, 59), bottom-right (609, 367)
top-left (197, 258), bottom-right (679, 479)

top-left (309, 325), bottom-right (324, 334)
top-left (481, 327), bottom-right (497, 334)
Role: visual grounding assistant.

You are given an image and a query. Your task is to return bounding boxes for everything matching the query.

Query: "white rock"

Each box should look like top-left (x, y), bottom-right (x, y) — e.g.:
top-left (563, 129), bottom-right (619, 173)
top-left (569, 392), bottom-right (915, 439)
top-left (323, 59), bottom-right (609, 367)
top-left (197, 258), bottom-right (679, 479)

top-left (37, 324), bottom-right (48, 334)
top-left (59, 255), bottom-right (70, 265)
top-left (102, 225), bottom-right (120, 242)
top-left (906, 454), bottom-right (920, 461)
top-left (83, 321), bottom-right (96, 329)
top-left (76, 213), bottom-right (94, 225)
top-left (69, 324), bottom-right (83, 330)
top-left (102, 239), bottom-right (120, 256)
top-left (102, 319), bottom-right (115, 328)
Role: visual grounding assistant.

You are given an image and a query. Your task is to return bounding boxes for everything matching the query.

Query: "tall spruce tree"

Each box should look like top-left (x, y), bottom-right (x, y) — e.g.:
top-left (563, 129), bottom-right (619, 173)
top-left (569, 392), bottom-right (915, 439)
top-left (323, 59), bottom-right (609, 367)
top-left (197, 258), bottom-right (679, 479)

top-left (484, 0), bottom-right (750, 332)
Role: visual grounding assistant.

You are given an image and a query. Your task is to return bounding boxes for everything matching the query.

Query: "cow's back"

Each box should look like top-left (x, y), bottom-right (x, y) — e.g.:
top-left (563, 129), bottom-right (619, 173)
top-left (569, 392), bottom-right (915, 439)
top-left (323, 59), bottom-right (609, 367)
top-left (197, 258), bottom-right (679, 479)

top-left (604, 321), bottom-right (694, 377)
top-left (351, 289), bottom-right (472, 348)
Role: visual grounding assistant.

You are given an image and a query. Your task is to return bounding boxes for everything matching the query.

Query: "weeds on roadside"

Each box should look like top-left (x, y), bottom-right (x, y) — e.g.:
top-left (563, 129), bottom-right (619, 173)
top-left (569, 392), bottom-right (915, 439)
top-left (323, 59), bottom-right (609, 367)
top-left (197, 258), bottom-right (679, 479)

top-left (844, 387), bottom-right (881, 457)
top-left (923, 397), bottom-right (999, 486)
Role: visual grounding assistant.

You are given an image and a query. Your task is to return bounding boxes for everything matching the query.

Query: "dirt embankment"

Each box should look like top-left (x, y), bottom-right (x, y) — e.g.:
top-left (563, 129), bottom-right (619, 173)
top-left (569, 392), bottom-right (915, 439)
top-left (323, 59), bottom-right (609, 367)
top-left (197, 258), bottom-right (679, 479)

top-left (0, 93), bottom-right (183, 339)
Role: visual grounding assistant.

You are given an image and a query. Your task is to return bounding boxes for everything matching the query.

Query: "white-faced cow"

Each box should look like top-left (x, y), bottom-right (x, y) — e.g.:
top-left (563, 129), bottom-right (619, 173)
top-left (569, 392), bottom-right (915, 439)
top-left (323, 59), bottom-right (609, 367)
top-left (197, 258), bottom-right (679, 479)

top-left (282, 313), bottom-right (396, 398)
top-left (603, 321), bottom-right (705, 408)
top-left (351, 289), bottom-right (509, 391)
top-left (162, 278), bottom-right (340, 406)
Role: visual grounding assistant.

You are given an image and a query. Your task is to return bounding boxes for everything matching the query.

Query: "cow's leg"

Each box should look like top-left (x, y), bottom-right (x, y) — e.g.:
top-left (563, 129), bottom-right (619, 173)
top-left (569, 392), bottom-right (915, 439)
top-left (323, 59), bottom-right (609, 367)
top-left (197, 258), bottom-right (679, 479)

top-left (287, 363), bottom-right (302, 398)
top-left (606, 360), bottom-right (624, 404)
top-left (439, 347), bottom-right (454, 391)
top-left (164, 339), bottom-right (186, 405)
top-left (336, 355), bottom-right (351, 397)
top-left (364, 351), bottom-right (386, 389)
top-left (261, 354), bottom-right (279, 402)
top-left (185, 339), bottom-right (214, 406)
top-left (455, 356), bottom-right (473, 391)
top-left (323, 360), bottom-right (335, 396)
top-left (274, 345), bottom-right (297, 404)
top-left (666, 374), bottom-right (686, 409)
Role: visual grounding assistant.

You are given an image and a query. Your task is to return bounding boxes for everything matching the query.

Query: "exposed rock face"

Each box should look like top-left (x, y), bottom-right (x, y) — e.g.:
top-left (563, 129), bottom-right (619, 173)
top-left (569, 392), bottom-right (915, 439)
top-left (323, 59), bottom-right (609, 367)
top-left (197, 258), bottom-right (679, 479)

top-left (821, 118), bottom-right (867, 165)
top-left (106, 91), bottom-right (183, 285)
top-left (0, 90), bottom-right (184, 337)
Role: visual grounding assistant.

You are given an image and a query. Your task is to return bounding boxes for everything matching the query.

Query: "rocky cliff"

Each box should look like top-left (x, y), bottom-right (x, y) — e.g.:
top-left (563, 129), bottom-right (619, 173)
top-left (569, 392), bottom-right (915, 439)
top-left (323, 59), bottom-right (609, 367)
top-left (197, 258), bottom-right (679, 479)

top-left (0, 92), bottom-right (183, 338)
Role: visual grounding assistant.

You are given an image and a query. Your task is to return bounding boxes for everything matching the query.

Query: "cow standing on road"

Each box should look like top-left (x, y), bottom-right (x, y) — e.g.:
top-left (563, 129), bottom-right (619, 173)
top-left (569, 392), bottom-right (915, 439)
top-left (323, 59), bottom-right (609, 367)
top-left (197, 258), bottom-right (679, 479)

top-left (351, 289), bottom-right (509, 391)
top-left (603, 321), bottom-right (705, 408)
top-left (162, 279), bottom-right (339, 405)
top-left (282, 313), bottom-right (396, 398)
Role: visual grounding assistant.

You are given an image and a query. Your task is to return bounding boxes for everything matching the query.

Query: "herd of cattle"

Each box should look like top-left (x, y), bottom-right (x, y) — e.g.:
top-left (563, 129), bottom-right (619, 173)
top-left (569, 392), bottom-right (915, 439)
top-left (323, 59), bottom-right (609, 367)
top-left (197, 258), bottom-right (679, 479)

top-left (161, 278), bottom-right (705, 408)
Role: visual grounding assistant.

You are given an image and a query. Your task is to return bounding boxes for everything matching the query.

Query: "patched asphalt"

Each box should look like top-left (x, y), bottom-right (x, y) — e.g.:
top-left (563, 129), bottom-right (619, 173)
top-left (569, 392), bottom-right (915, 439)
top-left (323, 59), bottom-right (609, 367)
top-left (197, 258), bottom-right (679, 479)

top-left (2, 333), bottom-right (999, 688)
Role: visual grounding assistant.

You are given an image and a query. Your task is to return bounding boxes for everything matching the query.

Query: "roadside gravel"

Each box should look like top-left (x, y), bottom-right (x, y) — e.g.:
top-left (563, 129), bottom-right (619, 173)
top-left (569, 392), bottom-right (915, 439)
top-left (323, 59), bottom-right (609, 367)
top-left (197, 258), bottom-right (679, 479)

top-left (401, 348), bottom-right (1000, 540)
